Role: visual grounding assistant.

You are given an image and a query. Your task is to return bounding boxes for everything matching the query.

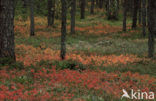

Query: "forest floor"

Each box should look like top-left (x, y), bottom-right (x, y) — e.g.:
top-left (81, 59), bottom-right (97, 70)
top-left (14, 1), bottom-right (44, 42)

top-left (0, 13), bottom-right (156, 101)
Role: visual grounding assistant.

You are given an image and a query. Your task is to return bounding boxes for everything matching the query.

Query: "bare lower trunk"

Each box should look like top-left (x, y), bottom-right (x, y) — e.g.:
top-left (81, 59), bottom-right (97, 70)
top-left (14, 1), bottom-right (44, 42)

top-left (123, 0), bottom-right (127, 31)
top-left (132, 0), bottom-right (139, 29)
top-left (90, 0), bottom-right (95, 14)
top-left (142, 0), bottom-right (146, 37)
top-left (96, 0), bottom-right (99, 7)
top-left (61, 0), bottom-right (67, 60)
top-left (47, 0), bottom-right (55, 26)
top-left (138, 0), bottom-right (142, 24)
top-left (148, 0), bottom-right (156, 58)
top-left (30, 0), bottom-right (35, 36)
top-left (0, 0), bottom-right (15, 61)
top-left (71, 0), bottom-right (76, 34)
top-left (80, 0), bottom-right (85, 19)
top-left (99, 0), bottom-right (103, 9)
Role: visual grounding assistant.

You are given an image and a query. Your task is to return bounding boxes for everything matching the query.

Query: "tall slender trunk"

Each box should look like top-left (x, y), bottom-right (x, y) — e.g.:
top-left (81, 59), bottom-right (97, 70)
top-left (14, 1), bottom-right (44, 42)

top-left (99, 0), bottom-right (103, 9)
top-left (51, 0), bottom-right (55, 25)
top-left (138, 0), bottom-right (142, 24)
top-left (132, 0), bottom-right (139, 29)
top-left (123, 0), bottom-right (127, 31)
top-left (30, 0), bottom-right (35, 36)
top-left (47, 0), bottom-right (55, 26)
top-left (117, 0), bottom-right (119, 10)
top-left (142, 0), bottom-right (146, 37)
top-left (47, 0), bottom-right (52, 26)
top-left (105, 0), bottom-right (109, 11)
top-left (71, 0), bottom-right (76, 34)
top-left (61, 0), bottom-right (67, 60)
top-left (80, 0), bottom-right (85, 19)
top-left (90, 0), bottom-right (95, 14)
top-left (96, 0), bottom-right (99, 7)
top-left (148, 0), bottom-right (156, 58)
top-left (22, 0), bottom-right (27, 20)
top-left (0, 0), bottom-right (15, 61)
top-left (22, 0), bottom-right (27, 7)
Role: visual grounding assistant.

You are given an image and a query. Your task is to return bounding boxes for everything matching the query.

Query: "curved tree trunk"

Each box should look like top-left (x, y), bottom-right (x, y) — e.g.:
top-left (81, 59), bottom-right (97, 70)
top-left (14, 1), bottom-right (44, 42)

top-left (61, 0), bottom-right (67, 60)
top-left (0, 0), bottom-right (16, 61)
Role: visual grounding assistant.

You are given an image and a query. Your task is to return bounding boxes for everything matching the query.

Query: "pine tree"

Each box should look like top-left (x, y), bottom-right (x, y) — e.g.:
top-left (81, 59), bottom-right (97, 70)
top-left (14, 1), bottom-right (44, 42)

top-left (0, 0), bottom-right (16, 61)
top-left (148, 0), bottom-right (156, 58)
top-left (61, 0), bottom-right (67, 59)
top-left (71, 0), bottom-right (76, 34)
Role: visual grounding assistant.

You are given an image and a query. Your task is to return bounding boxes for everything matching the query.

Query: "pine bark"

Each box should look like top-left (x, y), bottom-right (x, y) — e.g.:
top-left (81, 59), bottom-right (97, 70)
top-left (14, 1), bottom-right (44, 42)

top-left (22, 0), bottom-right (27, 15)
top-left (80, 0), bottom-right (85, 19)
top-left (99, 0), bottom-right (103, 9)
top-left (142, 0), bottom-right (146, 37)
top-left (29, 0), bottom-right (35, 36)
top-left (148, 0), bottom-right (156, 58)
top-left (123, 0), bottom-right (127, 31)
top-left (71, 0), bottom-right (76, 34)
top-left (96, 0), bottom-right (99, 6)
top-left (47, 0), bottom-right (55, 26)
top-left (117, 0), bottom-right (119, 10)
top-left (90, 0), bottom-right (95, 14)
top-left (138, 0), bottom-right (142, 24)
top-left (61, 0), bottom-right (67, 60)
top-left (0, 0), bottom-right (15, 61)
top-left (132, 0), bottom-right (139, 29)
top-left (22, 0), bottom-right (27, 7)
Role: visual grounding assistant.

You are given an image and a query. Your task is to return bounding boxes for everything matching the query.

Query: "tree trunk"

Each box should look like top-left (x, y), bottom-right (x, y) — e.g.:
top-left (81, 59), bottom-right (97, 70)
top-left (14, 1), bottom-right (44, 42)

top-left (138, 0), bottom-right (142, 25)
top-left (142, 0), bottom-right (146, 37)
top-left (51, 0), bottom-right (55, 25)
top-left (47, 0), bottom-right (55, 26)
top-left (99, 0), bottom-right (103, 9)
top-left (123, 0), bottom-right (127, 31)
top-left (96, 0), bottom-right (99, 7)
top-left (90, 0), bottom-right (95, 14)
top-left (22, 0), bottom-right (27, 7)
top-left (21, 0), bottom-right (28, 20)
top-left (117, 0), bottom-right (119, 10)
top-left (61, 0), bottom-right (67, 60)
top-left (148, 0), bottom-right (156, 58)
top-left (47, 0), bottom-right (52, 26)
top-left (29, 0), bottom-right (35, 36)
top-left (71, 0), bottom-right (76, 34)
top-left (105, 0), bottom-right (109, 11)
top-left (80, 0), bottom-right (85, 19)
top-left (132, 0), bottom-right (139, 29)
top-left (0, 0), bottom-right (16, 61)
